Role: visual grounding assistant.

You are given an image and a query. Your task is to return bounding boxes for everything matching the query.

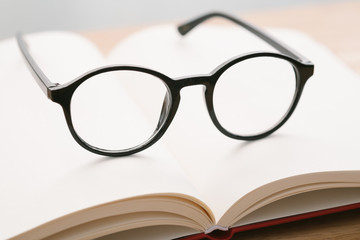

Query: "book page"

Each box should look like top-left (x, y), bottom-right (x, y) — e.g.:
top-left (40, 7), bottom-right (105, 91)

top-left (234, 188), bottom-right (360, 226)
top-left (108, 24), bottom-right (360, 223)
top-left (0, 32), bottom-right (203, 239)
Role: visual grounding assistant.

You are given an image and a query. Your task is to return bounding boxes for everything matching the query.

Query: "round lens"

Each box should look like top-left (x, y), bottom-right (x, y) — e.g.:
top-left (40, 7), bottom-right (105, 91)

top-left (213, 56), bottom-right (297, 136)
top-left (71, 70), bottom-right (169, 151)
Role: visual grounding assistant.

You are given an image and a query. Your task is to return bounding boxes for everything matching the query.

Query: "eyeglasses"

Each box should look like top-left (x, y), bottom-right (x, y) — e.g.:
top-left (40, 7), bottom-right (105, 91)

top-left (17, 12), bottom-right (314, 157)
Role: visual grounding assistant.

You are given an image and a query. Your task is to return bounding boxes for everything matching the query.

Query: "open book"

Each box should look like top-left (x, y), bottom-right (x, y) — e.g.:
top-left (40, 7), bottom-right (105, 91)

top-left (0, 22), bottom-right (360, 240)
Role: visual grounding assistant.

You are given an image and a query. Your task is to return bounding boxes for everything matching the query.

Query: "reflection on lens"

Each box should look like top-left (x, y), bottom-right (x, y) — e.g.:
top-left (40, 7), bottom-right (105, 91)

top-left (71, 70), bottom-right (168, 151)
top-left (213, 56), bottom-right (296, 136)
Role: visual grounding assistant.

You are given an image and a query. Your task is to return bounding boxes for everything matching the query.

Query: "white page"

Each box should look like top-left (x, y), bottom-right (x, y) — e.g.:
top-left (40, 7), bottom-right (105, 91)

top-left (0, 32), bottom-right (200, 239)
top-left (108, 25), bottom-right (360, 222)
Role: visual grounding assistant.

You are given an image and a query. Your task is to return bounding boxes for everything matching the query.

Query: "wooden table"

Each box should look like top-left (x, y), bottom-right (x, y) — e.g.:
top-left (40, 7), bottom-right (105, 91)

top-left (83, 1), bottom-right (360, 239)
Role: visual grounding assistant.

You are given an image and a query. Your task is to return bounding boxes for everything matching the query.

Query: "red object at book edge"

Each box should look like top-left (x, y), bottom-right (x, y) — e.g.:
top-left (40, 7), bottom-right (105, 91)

top-left (174, 202), bottom-right (360, 240)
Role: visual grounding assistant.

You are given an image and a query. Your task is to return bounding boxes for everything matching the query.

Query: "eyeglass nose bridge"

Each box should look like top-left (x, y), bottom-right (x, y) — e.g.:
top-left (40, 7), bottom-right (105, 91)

top-left (174, 75), bottom-right (214, 90)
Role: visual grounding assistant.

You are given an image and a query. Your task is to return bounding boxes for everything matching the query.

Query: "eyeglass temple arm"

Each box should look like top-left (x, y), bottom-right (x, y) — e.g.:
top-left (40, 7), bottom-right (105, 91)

top-left (177, 12), bottom-right (313, 65)
top-left (16, 33), bottom-right (59, 99)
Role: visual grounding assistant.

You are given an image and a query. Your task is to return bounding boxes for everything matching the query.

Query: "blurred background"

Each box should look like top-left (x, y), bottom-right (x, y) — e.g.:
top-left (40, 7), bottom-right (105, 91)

top-left (0, 0), bottom-right (348, 40)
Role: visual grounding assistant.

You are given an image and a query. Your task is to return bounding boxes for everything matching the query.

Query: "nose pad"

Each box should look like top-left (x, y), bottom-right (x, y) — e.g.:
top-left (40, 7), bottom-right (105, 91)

top-left (202, 85), bottom-right (208, 107)
top-left (156, 92), bottom-right (170, 130)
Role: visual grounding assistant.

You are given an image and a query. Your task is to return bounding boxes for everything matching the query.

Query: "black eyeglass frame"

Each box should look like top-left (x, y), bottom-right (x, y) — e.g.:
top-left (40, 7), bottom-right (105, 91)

top-left (17, 12), bottom-right (314, 157)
